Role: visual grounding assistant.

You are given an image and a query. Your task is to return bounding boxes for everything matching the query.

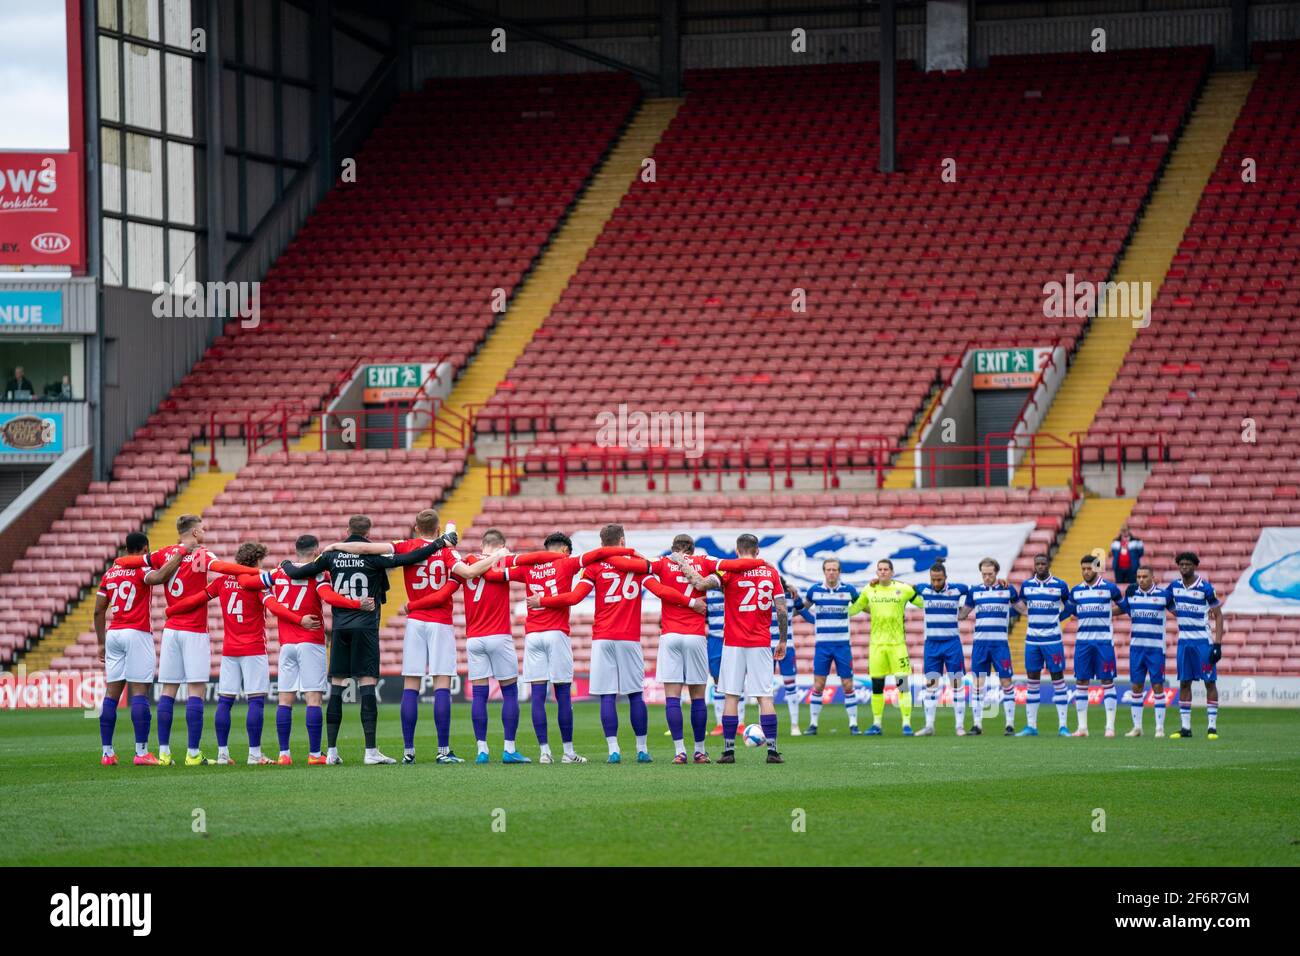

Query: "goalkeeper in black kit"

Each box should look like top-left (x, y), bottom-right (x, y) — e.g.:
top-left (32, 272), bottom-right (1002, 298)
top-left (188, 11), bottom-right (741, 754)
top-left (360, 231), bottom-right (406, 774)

top-left (281, 514), bottom-right (458, 764)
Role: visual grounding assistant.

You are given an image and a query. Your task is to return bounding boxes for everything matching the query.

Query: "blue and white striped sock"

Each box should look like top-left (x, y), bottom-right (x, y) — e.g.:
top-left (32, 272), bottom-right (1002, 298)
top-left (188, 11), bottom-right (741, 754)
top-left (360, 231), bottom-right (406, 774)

top-left (1179, 701), bottom-right (1192, 731)
top-left (810, 690), bottom-right (824, 727)
top-left (843, 689), bottom-right (856, 727)
top-left (1206, 702), bottom-right (1218, 731)
top-left (1154, 695), bottom-right (1166, 733)
top-left (1026, 680), bottom-right (1040, 729)
top-left (1103, 683), bottom-right (1117, 732)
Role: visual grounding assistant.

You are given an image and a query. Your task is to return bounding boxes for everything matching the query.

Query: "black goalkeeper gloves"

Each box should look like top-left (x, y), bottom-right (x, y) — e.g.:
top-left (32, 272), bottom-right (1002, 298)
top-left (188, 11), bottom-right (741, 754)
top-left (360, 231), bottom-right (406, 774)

top-left (1210, 644), bottom-right (1223, 664)
top-left (436, 530), bottom-right (458, 548)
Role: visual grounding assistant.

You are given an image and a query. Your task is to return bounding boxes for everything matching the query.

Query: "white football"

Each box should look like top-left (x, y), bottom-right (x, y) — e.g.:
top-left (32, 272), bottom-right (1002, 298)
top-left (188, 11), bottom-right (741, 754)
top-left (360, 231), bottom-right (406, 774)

top-left (742, 723), bottom-right (765, 747)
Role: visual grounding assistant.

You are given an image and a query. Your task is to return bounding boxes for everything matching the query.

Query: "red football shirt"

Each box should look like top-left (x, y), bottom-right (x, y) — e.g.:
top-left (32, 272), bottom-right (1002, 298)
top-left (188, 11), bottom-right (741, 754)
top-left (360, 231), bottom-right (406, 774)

top-left (149, 544), bottom-right (215, 633)
top-left (98, 563), bottom-right (153, 632)
top-left (456, 553), bottom-right (520, 638)
top-left (584, 561), bottom-right (648, 642)
top-left (394, 538), bottom-right (461, 625)
top-left (211, 576), bottom-right (268, 657)
top-left (650, 555), bottom-right (718, 636)
top-left (266, 568), bottom-right (329, 646)
top-left (719, 562), bottom-right (784, 648)
top-left (514, 555), bottom-right (583, 635)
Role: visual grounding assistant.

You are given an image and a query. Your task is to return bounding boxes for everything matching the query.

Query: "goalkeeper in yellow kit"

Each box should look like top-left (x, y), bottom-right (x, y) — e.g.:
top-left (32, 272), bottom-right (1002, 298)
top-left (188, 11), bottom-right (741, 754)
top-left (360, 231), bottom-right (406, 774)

top-left (846, 558), bottom-right (921, 735)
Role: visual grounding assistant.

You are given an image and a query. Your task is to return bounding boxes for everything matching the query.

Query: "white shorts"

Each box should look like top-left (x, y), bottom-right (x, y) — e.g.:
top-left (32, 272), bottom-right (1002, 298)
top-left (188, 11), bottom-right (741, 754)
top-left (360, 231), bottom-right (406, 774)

top-left (401, 620), bottom-right (457, 677)
top-left (159, 628), bottom-right (211, 684)
top-left (104, 628), bottom-right (155, 684)
top-left (589, 639), bottom-right (646, 696)
top-left (522, 630), bottom-right (574, 684)
top-left (719, 644), bottom-right (775, 699)
top-left (467, 634), bottom-right (518, 681)
top-left (219, 654), bottom-right (270, 697)
top-left (278, 642), bottom-right (328, 693)
top-left (657, 633), bottom-right (709, 685)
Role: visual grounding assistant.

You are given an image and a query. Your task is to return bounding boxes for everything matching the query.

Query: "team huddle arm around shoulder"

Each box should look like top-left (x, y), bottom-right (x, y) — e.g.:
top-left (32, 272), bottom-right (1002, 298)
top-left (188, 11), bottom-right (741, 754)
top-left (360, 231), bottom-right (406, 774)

top-left (281, 554), bottom-right (329, 579)
top-left (643, 577), bottom-right (694, 607)
top-left (209, 559), bottom-right (261, 577)
top-left (607, 555), bottom-right (651, 574)
top-left (407, 579), bottom-right (460, 612)
top-left (579, 546), bottom-right (635, 566)
top-left (142, 548), bottom-right (186, 585)
top-left (372, 536), bottom-right (449, 569)
top-left (846, 589), bottom-right (869, 617)
top-left (541, 578), bottom-right (594, 608)
top-left (114, 554), bottom-right (147, 569)
top-left (263, 594), bottom-right (305, 625)
top-left (716, 557), bottom-right (763, 572)
top-left (315, 578), bottom-right (361, 609)
top-left (167, 580), bottom-right (219, 616)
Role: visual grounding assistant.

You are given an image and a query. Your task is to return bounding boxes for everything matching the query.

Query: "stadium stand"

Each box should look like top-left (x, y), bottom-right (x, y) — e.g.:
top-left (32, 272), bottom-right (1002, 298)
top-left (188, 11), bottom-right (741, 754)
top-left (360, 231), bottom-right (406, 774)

top-left (48, 448), bottom-right (468, 676)
top-left (0, 73), bottom-right (639, 665)
top-left (477, 50), bottom-right (1211, 478)
top-left (1087, 42), bottom-right (1300, 674)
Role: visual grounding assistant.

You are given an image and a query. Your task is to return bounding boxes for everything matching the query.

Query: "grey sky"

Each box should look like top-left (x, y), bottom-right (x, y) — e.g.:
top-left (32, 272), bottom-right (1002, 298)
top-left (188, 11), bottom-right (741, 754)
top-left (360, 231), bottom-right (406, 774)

top-left (0, 0), bottom-right (71, 150)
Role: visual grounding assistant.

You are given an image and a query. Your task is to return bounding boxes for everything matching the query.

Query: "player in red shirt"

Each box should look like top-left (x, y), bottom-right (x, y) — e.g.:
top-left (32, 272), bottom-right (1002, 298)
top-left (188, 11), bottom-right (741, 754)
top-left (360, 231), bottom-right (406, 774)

top-left (167, 542), bottom-right (286, 764)
top-left (235, 534), bottom-right (372, 764)
top-left (403, 527), bottom-right (550, 764)
top-left (673, 533), bottom-right (789, 763)
top-left (113, 512), bottom-right (248, 766)
top-left (517, 532), bottom-right (635, 763)
top-left (640, 534), bottom-right (761, 762)
top-left (323, 508), bottom-right (503, 764)
top-left (94, 531), bottom-right (190, 766)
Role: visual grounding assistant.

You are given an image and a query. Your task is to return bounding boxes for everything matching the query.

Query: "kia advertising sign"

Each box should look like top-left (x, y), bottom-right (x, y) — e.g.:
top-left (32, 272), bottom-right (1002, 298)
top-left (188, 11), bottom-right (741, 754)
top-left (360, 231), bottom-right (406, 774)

top-left (0, 152), bottom-right (83, 268)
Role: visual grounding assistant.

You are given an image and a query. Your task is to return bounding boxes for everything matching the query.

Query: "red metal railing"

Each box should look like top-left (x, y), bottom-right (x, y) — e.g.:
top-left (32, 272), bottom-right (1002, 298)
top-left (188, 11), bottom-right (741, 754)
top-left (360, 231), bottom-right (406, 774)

top-left (485, 433), bottom-right (1081, 497)
top-left (1072, 428), bottom-right (1170, 496)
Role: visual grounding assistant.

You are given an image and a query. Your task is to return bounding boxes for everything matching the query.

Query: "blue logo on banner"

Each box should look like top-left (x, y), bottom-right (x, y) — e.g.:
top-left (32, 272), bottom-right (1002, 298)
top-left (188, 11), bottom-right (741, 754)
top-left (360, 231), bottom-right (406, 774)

top-left (0, 290), bottom-right (63, 326)
top-left (1251, 552), bottom-right (1300, 604)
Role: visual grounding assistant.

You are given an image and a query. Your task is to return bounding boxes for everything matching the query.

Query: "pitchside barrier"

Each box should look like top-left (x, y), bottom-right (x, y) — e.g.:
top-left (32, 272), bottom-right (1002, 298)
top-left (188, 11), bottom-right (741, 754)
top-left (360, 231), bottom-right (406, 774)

top-left (1, 670), bottom-right (1294, 711)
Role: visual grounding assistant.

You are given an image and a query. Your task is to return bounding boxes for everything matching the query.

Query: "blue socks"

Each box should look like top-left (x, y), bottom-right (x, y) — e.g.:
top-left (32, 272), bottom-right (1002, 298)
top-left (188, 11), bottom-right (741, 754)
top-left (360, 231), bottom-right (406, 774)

top-left (472, 684), bottom-right (489, 742)
top-left (760, 713), bottom-right (778, 750)
top-left (305, 705), bottom-right (323, 754)
top-left (130, 695), bottom-right (150, 747)
top-left (666, 697), bottom-right (685, 741)
top-left (276, 704), bottom-right (292, 751)
top-left (400, 688), bottom-right (419, 750)
top-left (434, 687), bottom-right (451, 749)
top-left (157, 694), bottom-right (174, 747)
top-left (722, 714), bottom-right (739, 748)
top-left (555, 683), bottom-right (574, 744)
top-left (599, 694), bottom-right (618, 738)
top-left (186, 695), bottom-right (204, 751)
top-left (501, 682), bottom-right (520, 742)
top-left (99, 695), bottom-right (118, 748)
top-left (215, 696), bottom-right (233, 748)
top-left (531, 683), bottom-right (549, 745)
top-left (690, 697), bottom-right (708, 747)
top-left (628, 691), bottom-right (648, 737)
top-left (246, 696), bottom-right (265, 749)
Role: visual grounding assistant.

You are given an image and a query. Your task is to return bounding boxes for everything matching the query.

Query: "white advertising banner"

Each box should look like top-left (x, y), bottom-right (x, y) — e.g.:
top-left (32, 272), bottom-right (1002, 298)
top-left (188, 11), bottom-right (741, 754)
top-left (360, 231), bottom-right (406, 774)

top-left (1224, 527), bottom-right (1300, 615)
top-left (564, 523), bottom-right (1037, 607)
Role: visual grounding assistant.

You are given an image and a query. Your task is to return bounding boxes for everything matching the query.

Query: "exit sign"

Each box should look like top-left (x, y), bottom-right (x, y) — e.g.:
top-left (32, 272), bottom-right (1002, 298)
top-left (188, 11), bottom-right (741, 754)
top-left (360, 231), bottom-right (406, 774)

top-left (972, 348), bottom-right (1050, 389)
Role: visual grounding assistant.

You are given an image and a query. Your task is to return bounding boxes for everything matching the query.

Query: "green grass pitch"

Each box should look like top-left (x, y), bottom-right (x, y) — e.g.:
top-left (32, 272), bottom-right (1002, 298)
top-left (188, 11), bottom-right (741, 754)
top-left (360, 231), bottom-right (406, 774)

top-left (3, 704), bottom-right (1298, 866)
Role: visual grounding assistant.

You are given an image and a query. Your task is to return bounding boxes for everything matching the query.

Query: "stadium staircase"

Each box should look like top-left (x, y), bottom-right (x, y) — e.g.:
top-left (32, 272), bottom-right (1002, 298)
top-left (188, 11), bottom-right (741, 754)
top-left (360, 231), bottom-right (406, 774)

top-left (19, 470), bottom-right (236, 672)
top-left (1014, 70), bottom-right (1255, 490)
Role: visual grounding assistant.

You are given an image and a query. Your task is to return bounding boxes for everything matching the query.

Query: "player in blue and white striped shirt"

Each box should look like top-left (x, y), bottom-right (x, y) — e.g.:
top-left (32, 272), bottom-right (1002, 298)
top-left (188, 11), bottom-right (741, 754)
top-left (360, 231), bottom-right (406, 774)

top-left (773, 576), bottom-right (806, 733)
top-left (960, 557), bottom-right (1020, 735)
top-left (1169, 551), bottom-right (1224, 739)
top-left (1062, 556), bottom-right (1126, 737)
top-left (1123, 567), bottom-right (1174, 737)
top-left (1015, 554), bottom-right (1073, 737)
top-left (798, 559), bottom-right (860, 734)
top-left (705, 587), bottom-right (746, 732)
top-left (911, 561), bottom-right (971, 737)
